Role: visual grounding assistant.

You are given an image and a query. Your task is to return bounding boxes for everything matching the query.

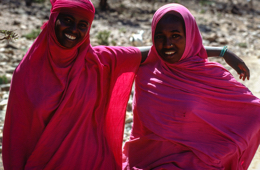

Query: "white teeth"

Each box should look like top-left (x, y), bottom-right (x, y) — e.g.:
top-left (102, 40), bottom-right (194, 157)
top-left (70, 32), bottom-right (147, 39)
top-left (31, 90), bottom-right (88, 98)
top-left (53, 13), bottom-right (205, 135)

top-left (165, 51), bottom-right (176, 55)
top-left (65, 34), bottom-right (76, 40)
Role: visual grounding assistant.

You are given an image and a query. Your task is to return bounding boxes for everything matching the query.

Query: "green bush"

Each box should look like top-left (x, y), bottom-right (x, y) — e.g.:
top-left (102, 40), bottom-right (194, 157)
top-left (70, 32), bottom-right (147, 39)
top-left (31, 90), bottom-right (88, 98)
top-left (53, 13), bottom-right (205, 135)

top-left (238, 42), bottom-right (247, 48)
top-left (0, 75), bottom-right (9, 85)
top-left (0, 30), bottom-right (18, 41)
top-left (119, 27), bottom-right (126, 33)
top-left (96, 30), bottom-right (111, 45)
top-left (33, 0), bottom-right (45, 3)
top-left (23, 29), bottom-right (41, 40)
top-left (199, 0), bottom-right (213, 6)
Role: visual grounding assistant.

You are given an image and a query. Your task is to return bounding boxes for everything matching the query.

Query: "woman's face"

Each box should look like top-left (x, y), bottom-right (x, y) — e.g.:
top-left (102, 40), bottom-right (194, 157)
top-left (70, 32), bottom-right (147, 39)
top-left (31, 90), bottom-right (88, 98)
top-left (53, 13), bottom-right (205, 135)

top-left (154, 12), bottom-right (186, 64)
top-left (55, 12), bottom-right (90, 48)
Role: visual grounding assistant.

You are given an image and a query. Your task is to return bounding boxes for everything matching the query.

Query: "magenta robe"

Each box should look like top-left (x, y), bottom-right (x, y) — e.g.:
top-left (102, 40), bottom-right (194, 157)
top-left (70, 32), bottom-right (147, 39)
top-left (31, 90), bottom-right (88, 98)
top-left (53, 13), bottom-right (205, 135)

top-left (123, 3), bottom-right (260, 170)
top-left (2, 0), bottom-right (141, 169)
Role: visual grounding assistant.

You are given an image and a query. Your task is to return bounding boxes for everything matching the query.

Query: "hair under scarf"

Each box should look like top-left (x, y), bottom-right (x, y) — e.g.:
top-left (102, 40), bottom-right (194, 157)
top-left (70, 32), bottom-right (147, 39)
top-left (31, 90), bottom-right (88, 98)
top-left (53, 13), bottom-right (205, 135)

top-left (3, 0), bottom-right (141, 169)
top-left (123, 3), bottom-right (260, 170)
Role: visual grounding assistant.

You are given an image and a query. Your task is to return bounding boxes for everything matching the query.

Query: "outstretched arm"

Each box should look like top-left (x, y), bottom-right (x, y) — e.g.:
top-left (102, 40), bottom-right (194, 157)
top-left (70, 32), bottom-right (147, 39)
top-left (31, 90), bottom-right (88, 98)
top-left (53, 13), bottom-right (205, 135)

top-left (205, 46), bottom-right (250, 81)
top-left (137, 46), bottom-right (250, 81)
top-left (137, 46), bottom-right (151, 63)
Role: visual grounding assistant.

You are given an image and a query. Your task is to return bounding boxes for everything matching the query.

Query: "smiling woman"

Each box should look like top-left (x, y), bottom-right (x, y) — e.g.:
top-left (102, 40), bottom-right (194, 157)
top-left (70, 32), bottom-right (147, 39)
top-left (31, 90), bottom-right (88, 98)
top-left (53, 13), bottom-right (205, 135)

top-left (2, 0), bottom-right (142, 169)
top-left (55, 12), bottom-right (90, 48)
top-left (123, 3), bottom-right (260, 170)
top-left (154, 11), bottom-right (185, 63)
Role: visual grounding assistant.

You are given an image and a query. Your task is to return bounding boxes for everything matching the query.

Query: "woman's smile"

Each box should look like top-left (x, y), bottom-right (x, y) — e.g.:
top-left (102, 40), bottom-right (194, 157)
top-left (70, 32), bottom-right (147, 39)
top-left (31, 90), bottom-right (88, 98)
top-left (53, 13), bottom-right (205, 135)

top-left (164, 51), bottom-right (176, 55)
top-left (163, 49), bottom-right (177, 58)
top-left (64, 33), bottom-right (76, 40)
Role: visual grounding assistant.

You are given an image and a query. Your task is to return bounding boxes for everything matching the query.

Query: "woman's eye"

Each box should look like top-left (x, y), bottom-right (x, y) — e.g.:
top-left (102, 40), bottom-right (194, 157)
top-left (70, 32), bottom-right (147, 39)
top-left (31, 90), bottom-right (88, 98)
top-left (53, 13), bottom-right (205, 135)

top-left (172, 34), bottom-right (180, 38)
top-left (155, 35), bottom-right (163, 39)
top-left (79, 23), bottom-right (87, 28)
top-left (64, 18), bottom-right (72, 23)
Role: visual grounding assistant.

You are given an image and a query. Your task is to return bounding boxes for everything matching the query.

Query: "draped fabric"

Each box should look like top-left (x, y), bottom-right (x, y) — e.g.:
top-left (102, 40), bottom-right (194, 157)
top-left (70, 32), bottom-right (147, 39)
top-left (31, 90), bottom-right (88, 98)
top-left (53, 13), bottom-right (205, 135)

top-left (2, 0), bottom-right (141, 169)
top-left (123, 3), bottom-right (260, 170)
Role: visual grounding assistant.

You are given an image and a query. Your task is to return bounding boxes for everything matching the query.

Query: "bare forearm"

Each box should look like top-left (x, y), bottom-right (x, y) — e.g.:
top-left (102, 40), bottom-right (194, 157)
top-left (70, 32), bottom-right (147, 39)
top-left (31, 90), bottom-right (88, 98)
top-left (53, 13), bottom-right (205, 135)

top-left (205, 46), bottom-right (250, 80)
top-left (138, 46), bottom-right (228, 63)
top-left (205, 46), bottom-right (224, 57)
top-left (137, 46), bottom-right (151, 63)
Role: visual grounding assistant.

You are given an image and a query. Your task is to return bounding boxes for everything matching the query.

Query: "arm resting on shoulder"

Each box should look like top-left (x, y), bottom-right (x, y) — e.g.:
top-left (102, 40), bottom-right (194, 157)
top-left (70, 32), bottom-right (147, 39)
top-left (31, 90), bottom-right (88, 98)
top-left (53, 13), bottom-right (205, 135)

top-left (137, 46), bottom-right (151, 64)
top-left (137, 46), bottom-right (250, 81)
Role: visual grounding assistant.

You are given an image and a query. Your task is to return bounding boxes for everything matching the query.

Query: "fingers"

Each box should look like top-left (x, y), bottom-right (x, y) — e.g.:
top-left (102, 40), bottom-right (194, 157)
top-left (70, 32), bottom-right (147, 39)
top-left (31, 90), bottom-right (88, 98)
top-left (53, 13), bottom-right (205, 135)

top-left (242, 63), bottom-right (250, 80)
top-left (246, 66), bottom-right (250, 80)
top-left (239, 73), bottom-right (247, 81)
top-left (238, 63), bottom-right (250, 81)
top-left (239, 73), bottom-right (244, 80)
top-left (238, 72), bottom-right (250, 81)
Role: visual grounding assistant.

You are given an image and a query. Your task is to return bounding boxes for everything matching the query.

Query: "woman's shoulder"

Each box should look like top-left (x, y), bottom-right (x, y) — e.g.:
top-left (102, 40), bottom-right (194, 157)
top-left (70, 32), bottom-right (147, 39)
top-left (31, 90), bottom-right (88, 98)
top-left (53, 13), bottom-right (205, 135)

top-left (93, 46), bottom-right (139, 55)
top-left (92, 45), bottom-right (141, 69)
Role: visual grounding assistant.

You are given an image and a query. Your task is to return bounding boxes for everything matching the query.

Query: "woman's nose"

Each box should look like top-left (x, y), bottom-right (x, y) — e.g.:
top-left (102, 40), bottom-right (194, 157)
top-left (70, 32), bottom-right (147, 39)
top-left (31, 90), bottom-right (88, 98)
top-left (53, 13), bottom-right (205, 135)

top-left (164, 38), bottom-right (173, 48)
top-left (70, 24), bottom-right (78, 33)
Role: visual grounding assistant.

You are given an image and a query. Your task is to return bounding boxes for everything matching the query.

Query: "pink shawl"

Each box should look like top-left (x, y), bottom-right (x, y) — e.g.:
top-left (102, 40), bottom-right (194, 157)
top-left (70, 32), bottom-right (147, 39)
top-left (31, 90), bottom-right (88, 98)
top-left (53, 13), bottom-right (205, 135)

top-left (123, 3), bottom-right (260, 170)
top-left (2, 0), bottom-right (141, 169)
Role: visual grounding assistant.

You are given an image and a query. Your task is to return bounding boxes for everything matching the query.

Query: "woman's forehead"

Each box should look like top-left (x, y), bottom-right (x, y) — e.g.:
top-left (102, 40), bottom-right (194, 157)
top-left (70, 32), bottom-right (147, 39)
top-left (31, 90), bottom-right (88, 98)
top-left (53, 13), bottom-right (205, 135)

top-left (162, 11), bottom-right (183, 22)
top-left (155, 11), bottom-right (186, 35)
top-left (157, 11), bottom-right (185, 28)
top-left (59, 9), bottom-right (90, 22)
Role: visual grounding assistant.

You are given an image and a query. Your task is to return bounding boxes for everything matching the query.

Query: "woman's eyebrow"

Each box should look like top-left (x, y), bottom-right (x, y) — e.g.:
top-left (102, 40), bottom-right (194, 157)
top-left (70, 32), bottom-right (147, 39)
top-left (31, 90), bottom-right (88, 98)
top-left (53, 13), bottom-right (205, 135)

top-left (155, 30), bottom-right (181, 34)
top-left (60, 13), bottom-right (75, 19)
top-left (80, 20), bottom-right (89, 25)
top-left (154, 31), bottom-right (162, 34)
top-left (170, 30), bottom-right (180, 33)
top-left (60, 13), bottom-right (89, 24)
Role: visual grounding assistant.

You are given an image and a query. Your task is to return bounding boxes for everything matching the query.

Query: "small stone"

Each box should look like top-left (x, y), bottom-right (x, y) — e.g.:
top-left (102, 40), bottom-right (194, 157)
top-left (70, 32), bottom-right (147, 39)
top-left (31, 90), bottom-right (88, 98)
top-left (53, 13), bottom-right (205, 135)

top-left (198, 24), bottom-right (211, 33)
top-left (5, 43), bottom-right (18, 50)
top-left (20, 25), bottom-right (27, 30)
top-left (204, 33), bottom-right (218, 42)
top-left (126, 103), bottom-right (132, 112)
top-left (3, 50), bottom-right (14, 55)
top-left (0, 99), bottom-right (7, 110)
top-left (125, 117), bottom-right (133, 124)
top-left (6, 67), bottom-right (16, 74)
top-left (218, 38), bottom-right (228, 45)
top-left (0, 84), bottom-right (10, 92)
top-left (12, 20), bottom-right (21, 26)
top-left (0, 53), bottom-right (8, 61)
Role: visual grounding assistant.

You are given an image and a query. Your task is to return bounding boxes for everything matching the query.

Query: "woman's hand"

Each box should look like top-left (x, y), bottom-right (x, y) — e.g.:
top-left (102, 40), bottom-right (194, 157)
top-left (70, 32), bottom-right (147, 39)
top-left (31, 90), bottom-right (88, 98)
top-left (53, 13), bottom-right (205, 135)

top-left (205, 46), bottom-right (250, 81)
top-left (223, 50), bottom-right (250, 81)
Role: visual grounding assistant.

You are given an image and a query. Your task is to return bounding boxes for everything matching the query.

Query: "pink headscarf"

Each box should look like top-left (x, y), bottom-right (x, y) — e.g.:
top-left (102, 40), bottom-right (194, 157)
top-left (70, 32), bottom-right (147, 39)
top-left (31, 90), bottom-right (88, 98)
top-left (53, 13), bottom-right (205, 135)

top-left (3, 0), bottom-right (141, 169)
top-left (123, 3), bottom-right (260, 170)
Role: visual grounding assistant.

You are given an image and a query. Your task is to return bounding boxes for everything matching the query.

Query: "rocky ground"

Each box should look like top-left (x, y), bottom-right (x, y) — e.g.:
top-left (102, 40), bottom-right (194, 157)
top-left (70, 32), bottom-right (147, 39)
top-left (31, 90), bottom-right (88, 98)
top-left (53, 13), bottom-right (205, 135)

top-left (0, 0), bottom-right (260, 169)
